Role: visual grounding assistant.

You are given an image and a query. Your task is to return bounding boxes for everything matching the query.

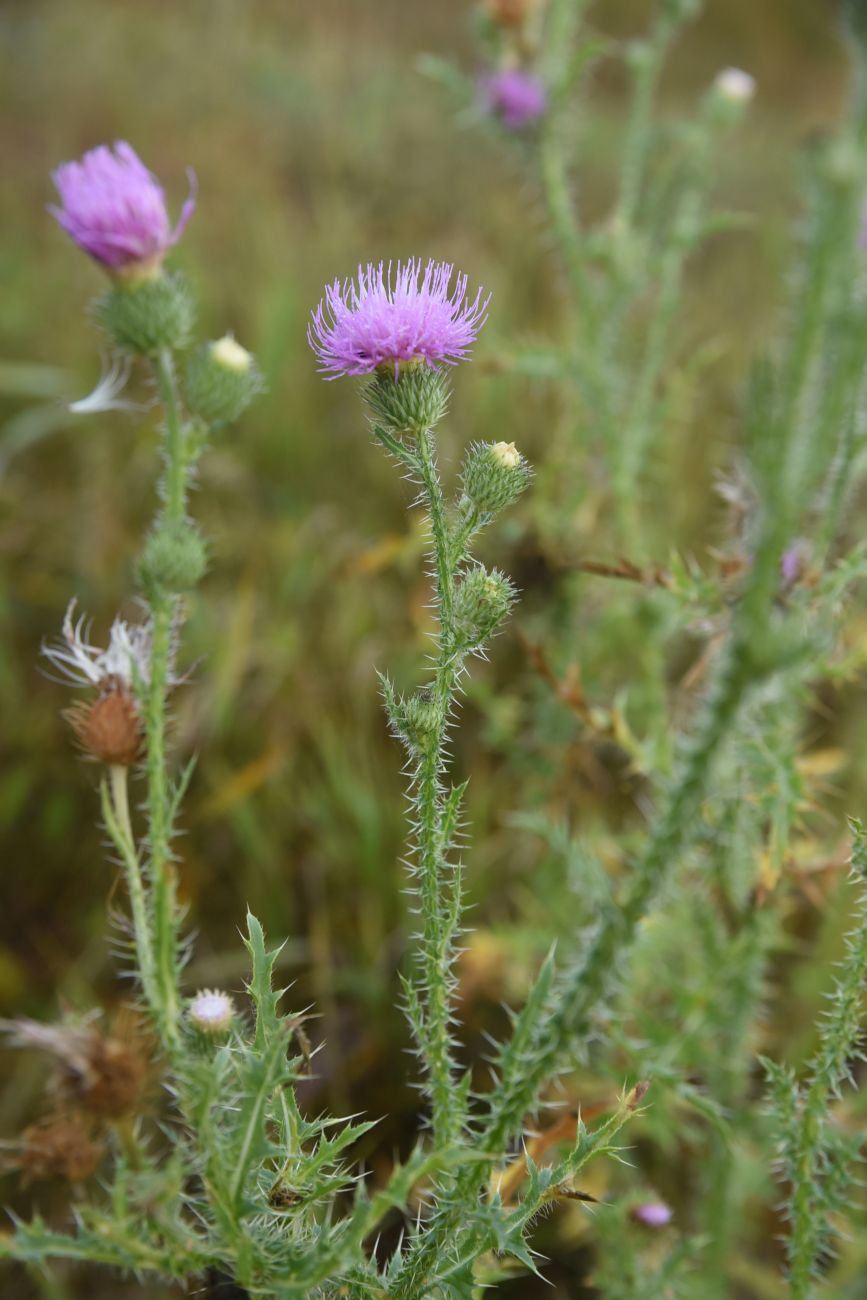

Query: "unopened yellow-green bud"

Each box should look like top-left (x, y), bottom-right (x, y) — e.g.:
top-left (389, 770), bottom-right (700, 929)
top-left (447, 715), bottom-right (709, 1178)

top-left (138, 520), bottom-right (207, 594)
top-left (491, 441), bottom-right (521, 468)
top-left (461, 440), bottom-right (530, 516)
top-left (184, 335), bottom-right (263, 426)
top-left (211, 334), bottom-right (253, 372)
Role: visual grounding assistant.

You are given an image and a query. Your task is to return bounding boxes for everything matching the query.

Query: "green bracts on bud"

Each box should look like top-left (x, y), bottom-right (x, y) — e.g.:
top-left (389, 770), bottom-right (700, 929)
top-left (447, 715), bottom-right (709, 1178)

top-left (379, 674), bottom-right (441, 753)
top-left (138, 520), bottom-right (208, 594)
top-left (453, 565), bottom-right (517, 648)
top-left (95, 272), bottom-right (194, 355)
top-left (185, 335), bottom-right (263, 427)
top-left (461, 440), bottom-right (530, 517)
top-left (365, 365), bottom-right (450, 435)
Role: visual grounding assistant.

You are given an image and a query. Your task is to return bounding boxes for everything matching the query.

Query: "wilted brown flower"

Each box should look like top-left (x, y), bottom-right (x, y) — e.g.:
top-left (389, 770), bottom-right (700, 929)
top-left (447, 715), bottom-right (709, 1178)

top-left (3, 1014), bottom-right (149, 1119)
top-left (484, 0), bottom-right (537, 29)
top-left (16, 1113), bottom-right (103, 1185)
top-left (63, 678), bottom-right (143, 767)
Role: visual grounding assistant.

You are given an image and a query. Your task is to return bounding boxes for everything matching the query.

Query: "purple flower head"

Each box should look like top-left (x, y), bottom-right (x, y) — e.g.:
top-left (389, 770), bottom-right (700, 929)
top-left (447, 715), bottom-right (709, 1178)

top-left (308, 259), bottom-right (490, 378)
top-left (781, 541), bottom-right (806, 587)
top-left (631, 1201), bottom-right (673, 1229)
top-left (50, 142), bottom-right (196, 274)
top-left (479, 69), bottom-right (548, 129)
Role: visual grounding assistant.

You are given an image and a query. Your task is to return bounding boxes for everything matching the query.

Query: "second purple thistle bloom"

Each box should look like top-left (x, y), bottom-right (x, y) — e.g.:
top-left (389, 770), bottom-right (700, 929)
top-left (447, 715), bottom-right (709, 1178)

top-left (479, 68), bottom-right (548, 130)
top-left (307, 259), bottom-right (490, 378)
top-left (50, 141), bottom-right (196, 274)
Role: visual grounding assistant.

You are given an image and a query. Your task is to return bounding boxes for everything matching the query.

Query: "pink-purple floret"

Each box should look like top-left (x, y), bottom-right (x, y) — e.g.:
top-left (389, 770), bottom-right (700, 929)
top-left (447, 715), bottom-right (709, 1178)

top-left (308, 259), bottom-right (490, 378)
top-left (480, 69), bottom-right (548, 129)
top-left (50, 141), bottom-right (196, 270)
top-left (632, 1201), bottom-right (673, 1228)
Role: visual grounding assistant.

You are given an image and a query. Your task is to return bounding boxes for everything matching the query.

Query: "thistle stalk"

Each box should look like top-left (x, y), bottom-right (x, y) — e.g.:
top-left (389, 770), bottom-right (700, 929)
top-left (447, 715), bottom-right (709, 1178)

top-left (410, 426), bottom-right (461, 1147)
top-left (141, 348), bottom-right (191, 1055)
top-left (102, 764), bottom-right (159, 1023)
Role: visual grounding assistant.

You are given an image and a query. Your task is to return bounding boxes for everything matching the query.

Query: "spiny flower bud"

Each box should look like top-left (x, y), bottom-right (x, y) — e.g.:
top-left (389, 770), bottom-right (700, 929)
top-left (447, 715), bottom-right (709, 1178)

top-left (380, 674), bottom-right (441, 754)
top-left (708, 68), bottom-right (756, 126)
top-left (138, 520), bottom-right (208, 594)
top-left (188, 989), bottom-right (235, 1037)
top-left (95, 271), bottom-right (194, 355)
top-left (714, 67), bottom-right (756, 105)
top-left (461, 440), bottom-right (530, 516)
top-left (185, 334), bottom-right (263, 426)
top-left (365, 364), bottom-right (450, 435)
top-left (453, 565), bottom-right (517, 648)
top-left (63, 683), bottom-right (143, 767)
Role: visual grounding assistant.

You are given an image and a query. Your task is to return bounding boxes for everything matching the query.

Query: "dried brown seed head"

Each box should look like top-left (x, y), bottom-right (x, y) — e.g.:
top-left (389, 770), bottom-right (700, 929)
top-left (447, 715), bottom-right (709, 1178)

top-left (75, 1032), bottom-right (148, 1118)
top-left (16, 1113), bottom-right (102, 1185)
top-left (484, 0), bottom-right (536, 29)
top-left (63, 678), bottom-right (143, 766)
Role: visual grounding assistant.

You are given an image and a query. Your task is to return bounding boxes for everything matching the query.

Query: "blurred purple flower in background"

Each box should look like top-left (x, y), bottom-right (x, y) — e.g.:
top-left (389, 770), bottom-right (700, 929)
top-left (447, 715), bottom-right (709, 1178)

top-left (479, 68), bottom-right (547, 129)
top-left (308, 259), bottom-right (490, 378)
top-left (50, 142), bottom-right (195, 274)
top-left (631, 1201), bottom-right (673, 1228)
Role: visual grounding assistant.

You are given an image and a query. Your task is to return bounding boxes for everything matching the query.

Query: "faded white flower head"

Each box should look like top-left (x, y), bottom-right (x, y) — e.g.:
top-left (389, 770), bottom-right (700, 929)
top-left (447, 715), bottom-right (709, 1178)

top-left (42, 599), bottom-right (154, 693)
top-left (714, 67), bottom-right (756, 104)
top-left (188, 989), bottom-right (235, 1035)
top-left (68, 353), bottom-right (152, 416)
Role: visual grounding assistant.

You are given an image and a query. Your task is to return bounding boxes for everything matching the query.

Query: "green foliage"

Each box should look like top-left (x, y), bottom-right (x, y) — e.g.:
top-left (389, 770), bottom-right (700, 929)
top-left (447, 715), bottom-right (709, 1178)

top-left (764, 823), bottom-right (867, 1299)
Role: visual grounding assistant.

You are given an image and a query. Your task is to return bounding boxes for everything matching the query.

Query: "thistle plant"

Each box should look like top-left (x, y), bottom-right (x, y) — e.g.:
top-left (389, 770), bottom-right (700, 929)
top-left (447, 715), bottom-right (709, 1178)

top-left (5, 4), bottom-right (867, 1295)
top-left (310, 257), bottom-right (531, 1149)
top-left (0, 159), bottom-right (651, 1294)
top-left (411, 0), bottom-right (867, 1292)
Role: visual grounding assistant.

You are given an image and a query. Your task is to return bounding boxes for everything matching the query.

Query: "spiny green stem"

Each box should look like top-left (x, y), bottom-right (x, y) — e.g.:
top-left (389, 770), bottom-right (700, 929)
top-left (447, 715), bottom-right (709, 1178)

top-left (413, 427), bottom-right (462, 1147)
top-left (787, 839), bottom-right (867, 1296)
top-left (155, 349), bottom-right (188, 520)
top-left (417, 429), bottom-right (454, 626)
top-left (614, 16), bottom-right (677, 234)
top-left (144, 595), bottom-right (181, 1052)
top-left (101, 766), bottom-right (159, 1023)
top-left (144, 348), bottom-right (192, 1055)
top-left (392, 617), bottom-right (764, 1300)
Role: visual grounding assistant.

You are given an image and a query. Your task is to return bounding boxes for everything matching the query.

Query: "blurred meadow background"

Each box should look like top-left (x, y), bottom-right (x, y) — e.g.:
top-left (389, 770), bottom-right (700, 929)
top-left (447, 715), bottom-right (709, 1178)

top-left (2, 0), bottom-right (867, 1296)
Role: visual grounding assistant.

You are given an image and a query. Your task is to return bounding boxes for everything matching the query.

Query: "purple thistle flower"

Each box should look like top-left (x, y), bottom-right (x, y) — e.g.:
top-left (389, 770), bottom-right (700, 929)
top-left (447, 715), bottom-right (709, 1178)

top-left (50, 141), bottom-right (196, 275)
top-left (308, 259), bottom-right (490, 378)
top-left (631, 1201), bottom-right (673, 1228)
top-left (479, 68), bottom-right (548, 130)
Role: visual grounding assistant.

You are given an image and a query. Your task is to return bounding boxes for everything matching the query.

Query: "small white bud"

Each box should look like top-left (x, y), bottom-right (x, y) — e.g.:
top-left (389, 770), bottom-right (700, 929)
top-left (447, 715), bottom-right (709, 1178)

top-left (211, 334), bottom-right (253, 373)
top-left (714, 67), bottom-right (756, 104)
top-left (188, 989), bottom-right (235, 1035)
top-left (491, 440), bottom-right (521, 469)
